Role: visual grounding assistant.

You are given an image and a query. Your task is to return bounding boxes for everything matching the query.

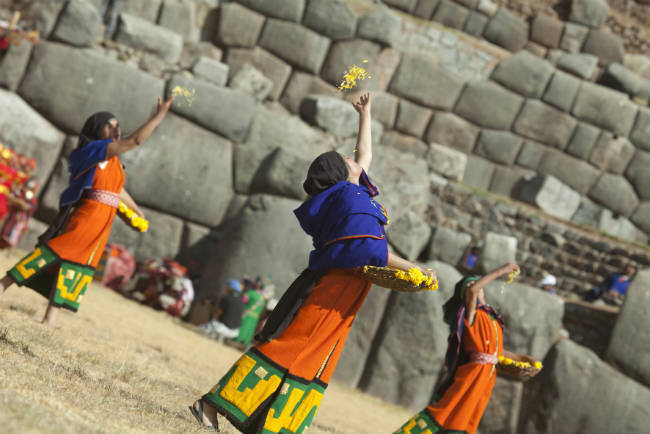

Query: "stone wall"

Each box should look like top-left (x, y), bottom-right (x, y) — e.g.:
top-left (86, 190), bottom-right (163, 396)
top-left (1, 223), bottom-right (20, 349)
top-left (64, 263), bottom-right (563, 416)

top-left (1, 1), bottom-right (649, 431)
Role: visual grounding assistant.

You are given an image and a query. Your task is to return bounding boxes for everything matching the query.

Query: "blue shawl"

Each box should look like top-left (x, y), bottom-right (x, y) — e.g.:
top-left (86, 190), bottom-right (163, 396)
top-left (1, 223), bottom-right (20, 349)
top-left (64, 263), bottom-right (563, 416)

top-left (293, 170), bottom-right (389, 270)
top-left (59, 139), bottom-right (112, 207)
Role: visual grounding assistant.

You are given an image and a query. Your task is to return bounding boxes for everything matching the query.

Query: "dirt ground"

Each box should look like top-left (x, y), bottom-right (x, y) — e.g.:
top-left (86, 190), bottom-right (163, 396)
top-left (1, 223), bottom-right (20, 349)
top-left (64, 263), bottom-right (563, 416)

top-left (0, 249), bottom-right (413, 434)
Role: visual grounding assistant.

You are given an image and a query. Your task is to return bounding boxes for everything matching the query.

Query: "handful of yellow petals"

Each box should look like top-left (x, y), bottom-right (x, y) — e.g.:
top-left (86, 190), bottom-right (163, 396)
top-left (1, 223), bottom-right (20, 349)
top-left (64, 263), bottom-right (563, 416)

top-left (394, 268), bottom-right (438, 291)
top-left (360, 266), bottom-right (438, 292)
top-left (118, 201), bottom-right (149, 232)
top-left (498, 355), bottom-right (543, 370)
top-left (171, 85), bottom-right (196, 106)
top-left (337, 60), bottom-right (371, 91)
top-left (506, 269), bottom-right (520, 284)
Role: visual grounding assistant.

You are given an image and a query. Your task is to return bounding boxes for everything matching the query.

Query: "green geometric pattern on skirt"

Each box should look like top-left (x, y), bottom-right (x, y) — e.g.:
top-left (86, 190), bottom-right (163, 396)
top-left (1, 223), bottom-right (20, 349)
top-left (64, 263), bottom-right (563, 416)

top-left (394, 409), bottom-right (442, 434)
top-left (203, 349), bottom-right (326, 434)
top-left (8, 244), bottom-right (95, 312)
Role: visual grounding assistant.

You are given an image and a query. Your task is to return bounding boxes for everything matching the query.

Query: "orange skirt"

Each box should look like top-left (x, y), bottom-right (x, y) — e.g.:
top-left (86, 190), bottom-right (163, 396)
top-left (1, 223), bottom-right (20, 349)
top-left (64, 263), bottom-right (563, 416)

top-left (203, 269), bottom-right (371, 434)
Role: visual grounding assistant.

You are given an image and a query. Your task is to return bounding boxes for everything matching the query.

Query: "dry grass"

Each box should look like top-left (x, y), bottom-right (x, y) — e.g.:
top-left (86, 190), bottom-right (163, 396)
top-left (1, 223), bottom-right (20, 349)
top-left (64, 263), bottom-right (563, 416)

top-left (0, 250), bottom-right (412, 434)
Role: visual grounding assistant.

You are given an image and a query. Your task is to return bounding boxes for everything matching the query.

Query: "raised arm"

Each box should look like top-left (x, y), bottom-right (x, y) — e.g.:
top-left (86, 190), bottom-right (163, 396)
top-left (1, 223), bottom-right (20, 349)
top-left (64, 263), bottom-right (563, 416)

top-left (106, 95), bottom-right (175, 159)
top-left (352, 92), bottom-right (372, 172)
top-left (465, 262), bottom-right (519, 325)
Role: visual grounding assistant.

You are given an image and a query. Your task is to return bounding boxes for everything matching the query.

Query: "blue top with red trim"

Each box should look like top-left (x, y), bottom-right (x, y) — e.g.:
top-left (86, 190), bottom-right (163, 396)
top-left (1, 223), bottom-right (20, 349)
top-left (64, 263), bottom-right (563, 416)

top-left (59, 139), bottom-right (112, 207)
top-left (294, 170), bottom-right (389, 270)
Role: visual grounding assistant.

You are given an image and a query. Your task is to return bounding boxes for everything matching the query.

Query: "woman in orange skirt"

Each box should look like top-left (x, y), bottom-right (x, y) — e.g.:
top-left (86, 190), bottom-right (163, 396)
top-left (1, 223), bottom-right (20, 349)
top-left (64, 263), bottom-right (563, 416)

top-left (394, 263), bottom-right (539, 434)
top-left (189, 93), bottom-right (437, 434)
top-left (0, 95), bottom-right (175, 326)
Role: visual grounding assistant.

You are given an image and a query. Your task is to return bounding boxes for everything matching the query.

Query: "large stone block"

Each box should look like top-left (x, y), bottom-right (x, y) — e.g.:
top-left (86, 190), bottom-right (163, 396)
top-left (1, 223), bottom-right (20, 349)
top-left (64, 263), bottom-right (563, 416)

top-left (0, 42), bottom-right (32, 91)
top-left (108, 206), bottom-right (184, 261)
top-left (238, 0), bottom-right (305, 22)
top-left (514, 100), bottom-right (577, 149)
top-left (381, 131), bottom-right (428, 157)
top-left (413, 0), bottom-right (441, 19)
top-left (569, 0), bottom-right (609, 27)
top-left (530, 13), bottom-right (564, 48)
top-left (454, 81), bottom-right (524, 130)
top-left (560, 22), bottom-right (589, 53)
top-left (191, 195), bottom-right (312, 321)
top-left (230, 64), bottom-right (274, 102)
top-left (480, 232), bottom-right (517, 274)
top-left (359, 261), bottom-right (462, 410)
top-left (479, 377), bottom-right (522, 434)
top-left (589, 173), bottom-right (640, 217)
top-left (492, 50), bottom-right (554, 99)
top-left (371, 92), bottom-right (399, 129)
top-left (463, 155), bottom-right (496, 189)
top-left (427, 226), bottom-right (471, 265)
top-left (259, 19), bottom-right (330, 74)
top-left (542, 70), bottom-right (581, 112)
top-left (597, 210), bottom-right (647, 242)
top-left (333, 284), bottom-right (392, 388)
top-left (236, 105), bottom-right (330, 193)
top-left (357, 5), bottom-right (402, 47)
top-left (215, 2), bottom-right (265, 48)
top-left (17, 218), bottom-right (48, 252)
top-left (537, 149), bottom-right (600, 194)
top-left (121, 0), bottom-right (161, 22)
top-left (191, 57), bottom-right (229, 87)
top-left (115, 13), bottom-right (183, 63)
top-left (389, 53), bottom-right (465, 111)
top-left (484, 8), bottom-right (529, 52)
top-left (625, 150), bottom-right (650, 201)
top-left (280, 71), bottom-right (340, 114)
top-left (427, 143), bottom-right (467, 182)
top-left (607, 269), bottom-right (650, 385)
top-left (516, 175), bottom-right (581, 220)
top-left (516, 140), bottom-right (547, 170)
top-left (566, 122), bottom-right (600, 159)
top-left (556, 52), bottom-right (598, 79)
top-left (120, 114), bottom-right (233, 226)
top-left (51, 0), bottom-right (103, 47)
top-left (321, 39), bottom-right (382, 87)
top-left (303, 0), bottom-right (357, 41)
top-left (387, 211), bottom-right (432, 261)
top-left (425, 112), bottom-right (479, 154)
top-left (249, 147), bottom-right (310, 201)
top-left (18, 42), bottom-right (165, 135)
top-left (630, 107), bottom-right (650, 151)
top-left (0, 90), bottom-right (65, 186)
top-left (463, 10), bottom-right (489, 37)
top-left (631, 202), bottom-right (650, 233)
top-left (432, 0), bottom-right (470, 30)
top-left (582, 29), bottom-right (625, 66)
top-left (490, 165), bottom-right (535, 197)
top-left (370, 145), bottom-right (430, 222)
top-left (572, 82), bottom-right (639, 137)
top-left (300, 95), bottom-right (358, 137)
top-left (475, 130), bottom-right (523, 165)
top-left (571, 196), bottom-right (603, 227)
top-left (158, 0), bottom-right (199, 43)
top-left (224, 47), bottom-right (292, 101)
top-left (600, 63), bottom-right (650, 101)
top-left (395, 100), bottom-right (432, 138)
top-left (589, 132), bottom-right (636, 174)
top-left (383, 0), bottom-right (418, 13)
top-left (167, 74), bottom-right (254, 142)
top-left (519, 339), bottom-right (650, 434)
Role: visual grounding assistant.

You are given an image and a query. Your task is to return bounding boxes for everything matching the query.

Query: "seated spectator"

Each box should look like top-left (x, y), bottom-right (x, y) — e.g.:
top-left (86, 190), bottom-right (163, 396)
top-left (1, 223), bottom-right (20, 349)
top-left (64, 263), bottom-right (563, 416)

top-left (585, 264), bottom-right (636, 305)
top-left (538, 274), bottom-right (557, 295)
top-left (197, 279), bottom-right (244, 342)
top-left (459, 246), bottom-right (480, 274)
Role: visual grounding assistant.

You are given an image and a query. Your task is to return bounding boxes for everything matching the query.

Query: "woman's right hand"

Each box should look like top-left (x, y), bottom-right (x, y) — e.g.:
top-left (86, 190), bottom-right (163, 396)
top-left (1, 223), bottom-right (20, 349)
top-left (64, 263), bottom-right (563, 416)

top-left (422, 268), bottom-right (437, 285)
top-left (156, 95), bottom-right (175, 117)
top-left (500, 263), bottom-right (519, 276)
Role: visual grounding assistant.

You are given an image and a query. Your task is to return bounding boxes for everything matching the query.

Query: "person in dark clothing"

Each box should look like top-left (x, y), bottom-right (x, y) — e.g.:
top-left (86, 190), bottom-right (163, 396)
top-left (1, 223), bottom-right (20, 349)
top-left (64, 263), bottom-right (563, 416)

top-left (197, 279), bottom-right (244, 340)
top-left (585, 264), bottom-right (636, 305)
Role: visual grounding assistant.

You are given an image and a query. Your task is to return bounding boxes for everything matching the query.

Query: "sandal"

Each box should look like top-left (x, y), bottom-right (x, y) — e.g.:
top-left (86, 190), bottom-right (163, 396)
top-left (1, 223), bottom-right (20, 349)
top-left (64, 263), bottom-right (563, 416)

top-left (189, 400), bottom-right (217, 432)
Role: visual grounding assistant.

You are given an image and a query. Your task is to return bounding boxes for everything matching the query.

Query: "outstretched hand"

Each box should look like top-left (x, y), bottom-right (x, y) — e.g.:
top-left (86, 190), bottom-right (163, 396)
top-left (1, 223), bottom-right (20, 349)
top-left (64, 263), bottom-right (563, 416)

top-left (351, 92), bottom-right (371, 115)
top-left (157, 94), bottom-right (175, 117)
top-left (500, 262), bottom-right (519, 276)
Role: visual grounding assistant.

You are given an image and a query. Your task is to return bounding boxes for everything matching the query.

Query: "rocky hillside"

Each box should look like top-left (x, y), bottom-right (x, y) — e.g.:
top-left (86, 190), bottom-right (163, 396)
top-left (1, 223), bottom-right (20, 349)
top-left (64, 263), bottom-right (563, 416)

top-left (0, 0), bottom-right (649, 432)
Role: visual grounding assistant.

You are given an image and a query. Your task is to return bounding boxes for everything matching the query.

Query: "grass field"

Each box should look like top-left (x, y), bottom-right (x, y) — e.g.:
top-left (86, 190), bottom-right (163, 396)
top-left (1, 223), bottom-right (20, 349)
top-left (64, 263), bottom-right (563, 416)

top-left (0, 249), bottom-right (412, 433)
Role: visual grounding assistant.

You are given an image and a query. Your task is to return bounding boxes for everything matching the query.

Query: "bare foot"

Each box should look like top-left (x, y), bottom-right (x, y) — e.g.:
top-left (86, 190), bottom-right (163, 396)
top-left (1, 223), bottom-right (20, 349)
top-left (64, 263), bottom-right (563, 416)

top-left (42, 305), bottom-right (59, 327)
top-left (0, 274), bottom-right (14, 296)
top-left (192, 399), bottom-right (219, 430)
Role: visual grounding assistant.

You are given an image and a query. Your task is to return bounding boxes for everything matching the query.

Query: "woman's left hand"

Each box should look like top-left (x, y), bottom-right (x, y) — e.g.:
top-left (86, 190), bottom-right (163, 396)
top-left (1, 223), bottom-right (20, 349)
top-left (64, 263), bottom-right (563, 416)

top-left (422, 268), bottom-right (437, 285)
top-left (351, 92), bottom-right (371, 115)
